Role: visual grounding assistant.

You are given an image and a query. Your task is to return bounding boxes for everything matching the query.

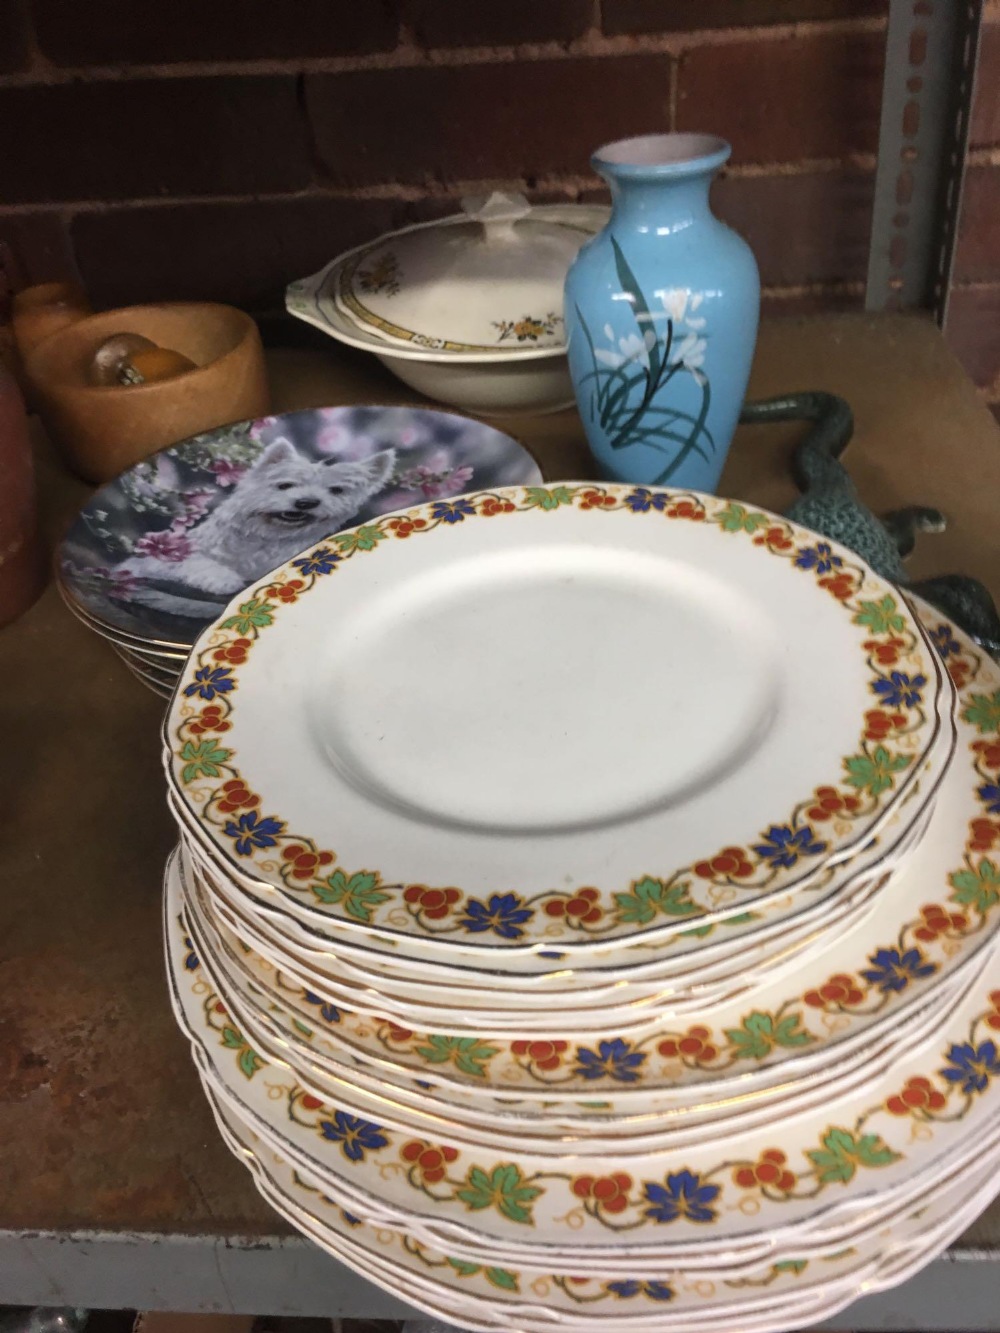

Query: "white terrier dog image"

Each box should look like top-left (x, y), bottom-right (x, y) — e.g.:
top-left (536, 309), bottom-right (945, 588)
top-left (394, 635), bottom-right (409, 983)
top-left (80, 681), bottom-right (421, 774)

top-left (120, 439), bottom-right (396, 616)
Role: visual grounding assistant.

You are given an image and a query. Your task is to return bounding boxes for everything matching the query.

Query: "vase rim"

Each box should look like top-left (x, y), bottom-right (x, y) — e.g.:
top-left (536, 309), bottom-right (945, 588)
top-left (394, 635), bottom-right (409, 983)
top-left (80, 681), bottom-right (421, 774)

top-left (592, 133), bottom-right (731, 177)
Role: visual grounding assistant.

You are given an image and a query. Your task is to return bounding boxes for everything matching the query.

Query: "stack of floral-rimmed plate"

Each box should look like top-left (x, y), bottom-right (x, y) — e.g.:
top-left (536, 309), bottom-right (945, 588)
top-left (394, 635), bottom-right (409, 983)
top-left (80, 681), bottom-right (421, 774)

top-left (161, 482), bottom-right (1000, 1333)
top-left (56, 405), bottom-right (542, 697)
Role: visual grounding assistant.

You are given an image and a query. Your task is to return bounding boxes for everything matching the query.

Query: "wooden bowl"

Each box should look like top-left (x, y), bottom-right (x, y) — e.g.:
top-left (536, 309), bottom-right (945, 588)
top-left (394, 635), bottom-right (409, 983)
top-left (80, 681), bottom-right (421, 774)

top-left (24, 303), bottom-right (270, 482)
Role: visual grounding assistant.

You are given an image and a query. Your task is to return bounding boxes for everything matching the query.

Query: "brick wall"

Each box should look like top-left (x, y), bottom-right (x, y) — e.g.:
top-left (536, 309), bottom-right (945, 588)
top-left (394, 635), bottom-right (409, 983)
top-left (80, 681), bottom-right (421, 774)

top-left (1, 0), bottom-right (997, 419)
top-left (947, 15), bottom-right (1000, 425)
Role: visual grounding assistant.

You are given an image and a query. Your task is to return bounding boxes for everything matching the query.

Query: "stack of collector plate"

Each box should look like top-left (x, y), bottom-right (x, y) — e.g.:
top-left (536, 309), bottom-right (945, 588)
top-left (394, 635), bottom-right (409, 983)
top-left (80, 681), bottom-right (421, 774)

top-left (55, 405), bottom-right (542, 698)
top-left (162, 481), bottom-right (1000, 1333)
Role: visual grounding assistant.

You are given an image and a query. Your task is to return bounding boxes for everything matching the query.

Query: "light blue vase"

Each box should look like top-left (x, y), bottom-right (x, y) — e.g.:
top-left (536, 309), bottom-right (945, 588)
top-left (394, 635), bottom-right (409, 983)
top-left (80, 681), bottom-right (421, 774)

top-left (564, 133), bottom-right (760, 491)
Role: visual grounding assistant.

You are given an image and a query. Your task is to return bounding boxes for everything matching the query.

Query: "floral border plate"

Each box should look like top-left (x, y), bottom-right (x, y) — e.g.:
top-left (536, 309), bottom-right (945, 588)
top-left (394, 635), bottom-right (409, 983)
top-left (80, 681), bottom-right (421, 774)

top-left (182, 883), bottom-right (981, 1152)
top-left (164, 600), bottom-right (986, 1109)
top-left (169, 915), bottom-right (1000, 1262)
top-left (165, 484), bottom-right (948, 956)
top-left (172, 763), bottom-right (938, 984)
top-left (182, 835), bottom-right (903, 1022)
top-left (204, 1089), bottom-right (1000, 1331)
top-left (164, 591), bottom-right (1000, 1260)
top-left (166, 594), bottom-right (1000, 1258)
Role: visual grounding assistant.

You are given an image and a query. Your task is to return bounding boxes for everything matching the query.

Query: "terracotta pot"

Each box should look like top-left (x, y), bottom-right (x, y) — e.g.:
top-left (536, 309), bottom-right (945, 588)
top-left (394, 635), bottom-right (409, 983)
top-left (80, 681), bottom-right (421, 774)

top-left (0, 365), bottom-right (46, 627)
top-left (12, 281), bottom-right (93, 359)
top-left (24, 302), bottom-right (270, 483)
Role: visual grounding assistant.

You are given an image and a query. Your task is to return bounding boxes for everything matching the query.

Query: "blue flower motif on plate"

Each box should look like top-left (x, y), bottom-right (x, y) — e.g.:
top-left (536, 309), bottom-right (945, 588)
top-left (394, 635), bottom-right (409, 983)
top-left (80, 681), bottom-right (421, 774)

top-left (871, 671), bottom-right (926, 709)
top-left (184, 665), bottom-right (235, 701)
top-left (643, 1169), bottom-right (720, 1224)
top-left (431, 498), bottom-right (476, 523)
top-left (861, 946), bottom-right (936, 993)
top-left (183, 936), bottom-right (200, 970)
top-left (930, 624), bottom-right (960, 659)
top-left (607, 1280), bottom-right (675, 1301)
top-left (319, 1110), bottom-right (389, 1162)
top-left (623, 488), bottom-right (669, 514)
top-left (459, 892), bottom-right (533, 940)
top-left (794, 542), bottom-right (843, 575)
top-left (574, 1038), bottom-right (647, 1083)
top-left (977, 783), bottom-right (1000, 815)
top-left (303, 990), bottom-right (342, 1024)
top-left (224, 810), bottom-right (285, 855)
top-left (752, 824), bottom-right (827, 870)
top-left (292, 547), bottom-right (341, 577)
top-left (940, 1040), bottom-right (1000, 1095)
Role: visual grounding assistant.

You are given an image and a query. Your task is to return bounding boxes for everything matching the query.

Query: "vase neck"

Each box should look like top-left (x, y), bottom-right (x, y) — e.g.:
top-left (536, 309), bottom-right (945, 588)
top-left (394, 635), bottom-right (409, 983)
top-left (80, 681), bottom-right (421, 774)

top-left (601, 171), bottom-right (715, 233)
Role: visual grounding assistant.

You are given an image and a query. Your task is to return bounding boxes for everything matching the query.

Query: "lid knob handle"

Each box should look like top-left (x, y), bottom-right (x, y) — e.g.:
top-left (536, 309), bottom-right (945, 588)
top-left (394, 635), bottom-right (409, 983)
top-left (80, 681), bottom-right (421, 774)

top-left (460, 191), bottom-right (531, 245)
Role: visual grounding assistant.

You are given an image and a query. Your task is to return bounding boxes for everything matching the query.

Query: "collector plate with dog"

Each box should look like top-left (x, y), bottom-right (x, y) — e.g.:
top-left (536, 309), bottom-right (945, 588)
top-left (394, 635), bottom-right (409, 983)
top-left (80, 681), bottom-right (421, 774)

top-left (56, 405), bottom-right (543, 648)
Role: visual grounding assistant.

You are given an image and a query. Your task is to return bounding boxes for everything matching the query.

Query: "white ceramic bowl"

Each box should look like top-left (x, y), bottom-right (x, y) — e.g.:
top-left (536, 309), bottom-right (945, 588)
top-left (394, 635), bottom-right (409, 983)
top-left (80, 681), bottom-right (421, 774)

top-left (371, 347), bottom-right (576, 417)
top-left (288, 264), bottom-right (575, 415)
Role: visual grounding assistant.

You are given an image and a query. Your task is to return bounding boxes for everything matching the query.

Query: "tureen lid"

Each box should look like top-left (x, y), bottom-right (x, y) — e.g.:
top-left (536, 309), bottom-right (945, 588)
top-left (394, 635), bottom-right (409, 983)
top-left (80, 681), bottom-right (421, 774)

top-left (335, 194), bottom-right (600, 354)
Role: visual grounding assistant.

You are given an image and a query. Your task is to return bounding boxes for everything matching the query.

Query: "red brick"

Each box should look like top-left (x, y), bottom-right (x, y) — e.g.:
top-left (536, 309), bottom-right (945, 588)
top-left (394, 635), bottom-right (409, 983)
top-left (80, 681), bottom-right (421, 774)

top-left (32, 0), bottom-right (399, 65)
top-left (0, 212), bottom-right (78, 287)
top-left (603, 0), bottom-right (885, 34)
top-left (970, 22), bottom-right (1000, 148)
top-left (306, 55), bottom-right (672, 185)
top-left (0, 0), bottom-right (30, 72)
top-left (945, 285), bottom-right (1000, 391)
top-left (714, 169), bottom-right (874, 285)
top-left (406, 0), bottom-right (593, 47)
top-left (0, 77), bottom-right (311, 204)
top-left (677, 31), bottom-right (885, 163)
top-left (71, 194), bottom-right (401, 312)
top-left (954, 166), bottom-right (1000, 284)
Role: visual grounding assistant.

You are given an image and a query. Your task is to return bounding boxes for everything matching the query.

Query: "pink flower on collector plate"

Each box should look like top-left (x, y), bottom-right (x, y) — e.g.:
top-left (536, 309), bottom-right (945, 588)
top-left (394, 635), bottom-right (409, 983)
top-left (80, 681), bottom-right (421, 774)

top-left (209, 458), bottom-right (248, 487)
top-left (315, 423), bottom-right (347, 454)
top-left (248, 416), bottom-right (280, 441)
top-left (396, 462), bottom-right (475, 500)
top-left (171, 489), bottom-right (216, 527)
top-left (105, 567), bottom-right (138, 596)
top-left (396, 425), bottom-right (425, 450)
top-left (133, 529), bottom-right (192, 562)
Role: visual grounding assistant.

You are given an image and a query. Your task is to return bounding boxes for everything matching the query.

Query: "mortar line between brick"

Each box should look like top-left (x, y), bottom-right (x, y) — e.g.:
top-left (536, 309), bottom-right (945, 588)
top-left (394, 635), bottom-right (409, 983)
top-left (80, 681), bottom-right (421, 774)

top-left (761, 280), bottom-right (865, 298)
top-left (0, 159), bottom-right (881, 218)
top-left (0, 14), bottom-right (889, 86)
top-left (951, 278), bottom-right (1000, 291)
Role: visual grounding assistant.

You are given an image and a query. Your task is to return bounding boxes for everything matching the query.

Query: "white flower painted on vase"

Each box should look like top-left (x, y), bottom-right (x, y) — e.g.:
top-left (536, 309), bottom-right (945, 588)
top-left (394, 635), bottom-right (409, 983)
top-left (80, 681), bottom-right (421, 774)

top-left (661, 288), bottom-right (707, 332)
top-left (594, 327), bottom-right (657, 370)
top-left (678, 332), bottom-right (707, 371)
top-left (572, 238), bottom-right (715, 484)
